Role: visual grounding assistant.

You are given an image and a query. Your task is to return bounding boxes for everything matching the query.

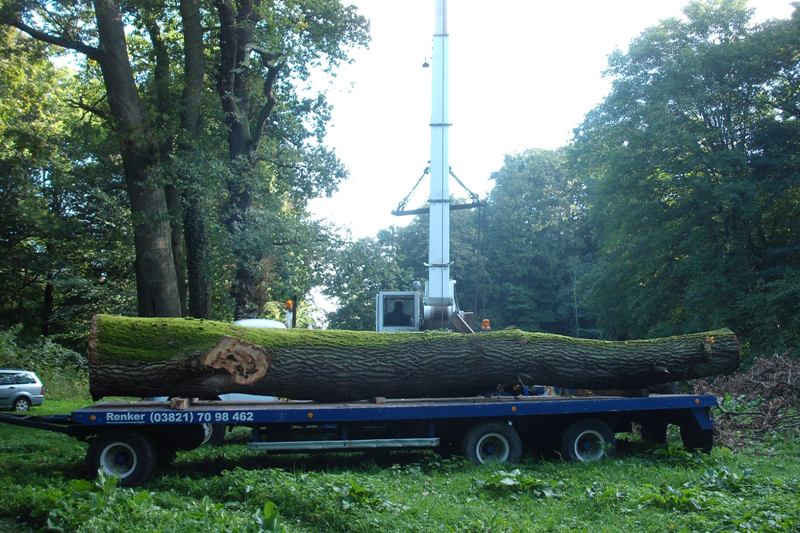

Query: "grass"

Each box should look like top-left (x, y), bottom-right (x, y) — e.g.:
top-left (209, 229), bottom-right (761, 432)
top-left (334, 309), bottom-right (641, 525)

top-left (1, 399), bottom-right (799, 532)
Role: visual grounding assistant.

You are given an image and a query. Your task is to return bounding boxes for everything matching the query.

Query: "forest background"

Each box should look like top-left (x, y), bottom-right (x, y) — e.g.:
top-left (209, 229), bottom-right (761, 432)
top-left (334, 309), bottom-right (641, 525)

top-left (0, 0), bottom-right (797, 365)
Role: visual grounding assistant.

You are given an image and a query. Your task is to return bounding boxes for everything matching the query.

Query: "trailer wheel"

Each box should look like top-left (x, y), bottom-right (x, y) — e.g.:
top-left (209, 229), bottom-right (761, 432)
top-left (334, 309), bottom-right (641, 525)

top-left (462, 422), bottom-right (522, 464)
top-left (561, 419), bottom-right (615, 462)
top-left (87, 431), bottom-right (156, 487)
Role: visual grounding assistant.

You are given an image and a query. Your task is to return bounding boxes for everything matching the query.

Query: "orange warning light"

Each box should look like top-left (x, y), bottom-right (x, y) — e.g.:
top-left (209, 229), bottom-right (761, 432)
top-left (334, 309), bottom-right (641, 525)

top-left (284, 299), bottom-right (294, 311)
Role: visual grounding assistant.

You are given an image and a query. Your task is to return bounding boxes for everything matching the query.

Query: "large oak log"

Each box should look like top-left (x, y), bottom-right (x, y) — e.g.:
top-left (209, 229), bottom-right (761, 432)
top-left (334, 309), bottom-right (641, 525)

top-left (87, 314), bottom-right (740, 401)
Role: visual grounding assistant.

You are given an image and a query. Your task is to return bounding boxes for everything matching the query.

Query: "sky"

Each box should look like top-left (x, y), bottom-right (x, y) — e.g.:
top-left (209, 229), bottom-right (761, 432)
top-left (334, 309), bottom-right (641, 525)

top-left (308, 0), bottom-right (796, 240)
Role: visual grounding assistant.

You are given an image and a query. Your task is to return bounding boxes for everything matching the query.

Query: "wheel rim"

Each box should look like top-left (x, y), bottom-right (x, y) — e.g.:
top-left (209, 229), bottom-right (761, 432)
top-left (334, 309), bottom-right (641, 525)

top-left (99, 442), bottom-right (138, 478)
top-left (475, 432), bottom-right (510, 463)
top-left (573, 429), bottom-right (606, 461)
top-left (14, 399), bottom-right (29, 412)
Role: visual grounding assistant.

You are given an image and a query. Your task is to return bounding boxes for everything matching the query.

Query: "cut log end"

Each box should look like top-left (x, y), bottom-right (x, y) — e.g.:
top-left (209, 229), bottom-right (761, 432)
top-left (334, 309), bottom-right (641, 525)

top-left (199, 337), bottom-right (271, 385)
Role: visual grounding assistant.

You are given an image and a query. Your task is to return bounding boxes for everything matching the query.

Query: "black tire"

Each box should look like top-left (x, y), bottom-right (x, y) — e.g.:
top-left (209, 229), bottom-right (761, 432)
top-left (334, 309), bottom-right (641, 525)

top-left (461, 422), bottom-right (523, 464)
top-left (13, 397), bottom-right (31, 412)
top-left (87, 431), bottom-right (157, 487)
top-left (561, 419), bottom-right (615, 462)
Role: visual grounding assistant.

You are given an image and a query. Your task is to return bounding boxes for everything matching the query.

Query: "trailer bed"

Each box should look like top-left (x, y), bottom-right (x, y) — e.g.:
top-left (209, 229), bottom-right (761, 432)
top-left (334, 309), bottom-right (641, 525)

top-left (63, 393), bottom-right (714, 427)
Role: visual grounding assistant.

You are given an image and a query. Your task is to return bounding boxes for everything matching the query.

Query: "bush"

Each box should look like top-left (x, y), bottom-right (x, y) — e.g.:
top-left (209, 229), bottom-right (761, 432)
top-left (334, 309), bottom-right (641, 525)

top-left (0, 325), bottom-right (89, 400)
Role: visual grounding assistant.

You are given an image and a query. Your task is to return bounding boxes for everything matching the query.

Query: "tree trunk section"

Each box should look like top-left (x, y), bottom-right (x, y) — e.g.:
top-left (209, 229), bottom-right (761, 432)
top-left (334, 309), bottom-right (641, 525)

top-left (126, 179), bottom-right (182, 317)
top-left (42, 278), bottom-right (53, 336)
top-left (183, 195), bottom-right (211, 318)
top-left (165, 184), bottom-right (188, 316)
top-left (88, 315), bottom-right (740, 402)
top-left (93, 0), bottom-right (181, 317)
top-left (143, 8), bottom-right (187, 317)
top-left (178, 0), bottom-right (211, 318)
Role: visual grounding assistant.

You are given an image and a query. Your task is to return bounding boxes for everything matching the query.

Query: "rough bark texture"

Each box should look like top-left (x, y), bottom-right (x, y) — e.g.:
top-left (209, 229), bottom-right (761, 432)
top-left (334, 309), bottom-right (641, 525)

top-left (143, 10), bottom-right (188, 317)
top-left (88, 315), bottom-right (741, 402)
top-left (93, 0), bottom-right (181, 317)
top-left (215, 0), bottom-right (283, 319)
top-left (180, 0), bottom-right (211, 318)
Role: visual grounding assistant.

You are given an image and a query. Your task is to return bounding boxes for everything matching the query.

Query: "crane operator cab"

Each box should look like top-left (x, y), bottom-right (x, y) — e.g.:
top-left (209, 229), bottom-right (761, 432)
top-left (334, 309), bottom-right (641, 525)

top-left (375, 291), bottom-right (422, 332)
top-left (375, 278), bottom-right (459, 332)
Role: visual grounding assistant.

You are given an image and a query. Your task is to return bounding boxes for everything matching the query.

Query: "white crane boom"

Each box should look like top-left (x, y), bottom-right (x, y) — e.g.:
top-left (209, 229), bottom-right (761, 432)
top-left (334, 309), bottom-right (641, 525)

top-left (424, 0), bottom-right (456, 327)
top-left (376, 0), bottom-right (462, 332)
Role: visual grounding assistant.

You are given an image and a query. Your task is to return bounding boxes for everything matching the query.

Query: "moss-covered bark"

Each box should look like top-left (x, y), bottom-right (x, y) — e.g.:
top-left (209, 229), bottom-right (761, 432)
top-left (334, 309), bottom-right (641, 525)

top-left (88, 314), bottom-right (740, 401)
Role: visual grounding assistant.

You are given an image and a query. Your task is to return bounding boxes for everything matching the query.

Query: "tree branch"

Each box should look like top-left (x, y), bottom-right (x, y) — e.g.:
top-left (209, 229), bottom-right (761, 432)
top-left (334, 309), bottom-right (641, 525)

top-left (69, 93), bottom-right (109, 121)
top-left (251, 60), bottom-right (284, 151)
top-left (5, 18), bottom-right (102, 60)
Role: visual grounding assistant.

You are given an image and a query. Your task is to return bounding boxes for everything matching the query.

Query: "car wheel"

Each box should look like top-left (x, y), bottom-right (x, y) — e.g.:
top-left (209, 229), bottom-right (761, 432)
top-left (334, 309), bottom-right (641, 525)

top-left (462, 422), bottom-right (523, 464)
top-left (87, 431), bottom-right (157, 487)
top-left (13, 397), bottom-right (31, 412)
top-left (561, 419), bottom-right (615, 462)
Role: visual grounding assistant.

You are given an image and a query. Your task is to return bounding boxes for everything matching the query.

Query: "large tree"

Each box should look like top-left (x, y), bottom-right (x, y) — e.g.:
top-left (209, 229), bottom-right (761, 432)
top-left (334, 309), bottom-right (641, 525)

top-left (213, 0), bottom-right (368, 318)
top-left (2, 0), bottom-right (181, 317)
top-left (481, 149), bottom-right (595, 335)
top-left (0, 28), bottom-right (136, 337)
top-left (572, 0), bottom-right (800, 354)
top-left (1, 0), bottom-right (369, 326)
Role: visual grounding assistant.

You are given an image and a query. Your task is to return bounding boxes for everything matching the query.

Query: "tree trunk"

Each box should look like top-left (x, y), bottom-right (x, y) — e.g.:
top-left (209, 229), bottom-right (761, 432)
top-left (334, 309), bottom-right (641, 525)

top-left (94, 0), bottom-right (181, 317)
top-left (143, 9), bottom-right (188, 317)
top-left (216, 0), bottom-right (284, 318)
top-left (184, 195), bottom-right (211, 318)
top-left (5, 1), bottom-right (182, 317)
top-left (88, 314), bottom-right (741, 402)
top-left (165, 184), bottom-right (188, 316)
top-left (178, 0), bottom-right (211, 318)
top-left (42, 278), bottom-right (53, 336)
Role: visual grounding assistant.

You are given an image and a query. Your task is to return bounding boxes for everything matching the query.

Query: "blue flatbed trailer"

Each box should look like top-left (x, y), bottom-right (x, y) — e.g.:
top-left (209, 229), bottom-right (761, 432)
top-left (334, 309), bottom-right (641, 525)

top-left (0, 393), bottom-right (717, 486)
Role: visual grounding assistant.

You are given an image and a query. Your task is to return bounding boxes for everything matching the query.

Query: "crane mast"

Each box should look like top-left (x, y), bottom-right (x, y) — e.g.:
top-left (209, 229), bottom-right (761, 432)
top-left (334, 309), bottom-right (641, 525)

top-left (424, 0), bottom-right (456, 328)
top-left (375, 0), bottom-right (461, 332)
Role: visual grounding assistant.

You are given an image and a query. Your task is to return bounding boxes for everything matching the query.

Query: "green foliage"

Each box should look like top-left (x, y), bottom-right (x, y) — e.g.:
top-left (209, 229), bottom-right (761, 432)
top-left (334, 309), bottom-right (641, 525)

top-left (637, 483), bottom-right (715, 511)
top-left (572, 1), bottom-right (800, 353)
top-left (0, 325), bottom-right (86, 371)
top-left (0, 28), bottom-right (135, 340)
top-left (476, 469), bottom-right (563, 499)
top-left (323, 235), bottom-right (413, 330)
top-left (0, 325), bottom-right (89, 400)
top-left (480, 149), bottom-right (595, 334)
top-left (2, 416), bottom-right (800, 532)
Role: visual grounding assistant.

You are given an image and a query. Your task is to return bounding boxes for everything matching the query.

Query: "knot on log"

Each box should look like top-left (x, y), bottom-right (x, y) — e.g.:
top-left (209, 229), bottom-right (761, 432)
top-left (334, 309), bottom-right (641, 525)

top-left (199, 337), bottom-right (271, 385)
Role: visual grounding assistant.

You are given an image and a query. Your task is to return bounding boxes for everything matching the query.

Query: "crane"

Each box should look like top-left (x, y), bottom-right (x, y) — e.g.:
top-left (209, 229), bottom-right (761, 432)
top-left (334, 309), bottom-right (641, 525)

top-left (376, 0), bottom-right (481, 332)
